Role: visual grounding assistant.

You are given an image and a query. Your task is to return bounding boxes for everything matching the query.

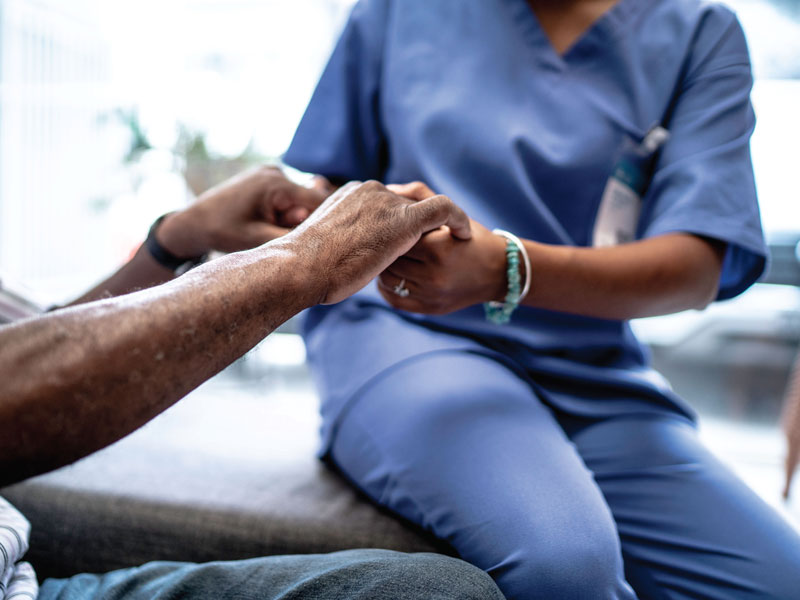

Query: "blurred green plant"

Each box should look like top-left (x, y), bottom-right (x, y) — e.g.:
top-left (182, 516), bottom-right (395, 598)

top-left (175, 124), bottom-right (269, 196)
top-left (116, 108), bottom-right (152, 163)
top-left (115, 107), bottom-right (272, 196)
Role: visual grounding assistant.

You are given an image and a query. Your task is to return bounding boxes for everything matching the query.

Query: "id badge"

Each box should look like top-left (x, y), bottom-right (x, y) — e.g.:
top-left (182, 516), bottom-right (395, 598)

top-left (593, 176), bottom-right (640, 247)
top-left (593, 126), bottom-right (669, 247)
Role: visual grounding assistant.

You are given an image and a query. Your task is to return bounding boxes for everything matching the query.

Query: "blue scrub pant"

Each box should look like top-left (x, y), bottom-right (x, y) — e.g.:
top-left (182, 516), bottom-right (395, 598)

top-left (329, 351), bottom-right (800, 600)
top-left (39, 550), bottom-right (505, 600)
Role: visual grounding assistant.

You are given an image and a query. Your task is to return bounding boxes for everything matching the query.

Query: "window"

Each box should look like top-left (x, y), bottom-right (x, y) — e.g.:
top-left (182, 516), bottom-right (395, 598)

top-left (0, 0), bottom-right (356, 303)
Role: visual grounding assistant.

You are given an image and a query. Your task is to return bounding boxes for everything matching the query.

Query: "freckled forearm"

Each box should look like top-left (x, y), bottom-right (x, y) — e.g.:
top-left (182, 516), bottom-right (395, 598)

top-left (67, 244), bottom-right (177, 306)
top-left (0, 178), bottom-right (456, 485)
top-left (0, 240), bottom-right (319, 486)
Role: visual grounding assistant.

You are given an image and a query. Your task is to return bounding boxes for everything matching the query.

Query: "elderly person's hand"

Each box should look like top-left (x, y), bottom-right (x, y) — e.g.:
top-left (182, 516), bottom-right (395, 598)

top-left (376, 182), bottom-right (506, 315)
top-left (0, 179), bottom-right (470, 485)
top-left (288, 180), bottom-right (471, 305)
top-left (782, 353), bottom-right (800, 499)
top-left (157, 165), bottom-right (328, 258)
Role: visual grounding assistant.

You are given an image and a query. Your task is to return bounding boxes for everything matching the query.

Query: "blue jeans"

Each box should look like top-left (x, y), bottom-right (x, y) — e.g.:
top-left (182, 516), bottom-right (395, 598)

top-left (39, 549), bottom-right (505, 600)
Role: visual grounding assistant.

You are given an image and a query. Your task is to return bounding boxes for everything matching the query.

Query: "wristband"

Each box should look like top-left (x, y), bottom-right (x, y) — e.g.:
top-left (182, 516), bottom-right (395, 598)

top-left (483, 229), bottom-right (531, 325)
top-left (145, 213), bottom-right (207, 274)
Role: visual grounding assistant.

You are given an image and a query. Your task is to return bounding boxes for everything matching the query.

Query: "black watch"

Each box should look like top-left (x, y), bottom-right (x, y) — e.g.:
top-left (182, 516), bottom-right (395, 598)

top-left (145, 213), bottom-right (207, 274)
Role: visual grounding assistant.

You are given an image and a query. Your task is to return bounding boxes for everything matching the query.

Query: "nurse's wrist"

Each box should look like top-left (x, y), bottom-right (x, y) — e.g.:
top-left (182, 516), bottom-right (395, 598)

top-left (482, 230), bottom-right (532, 323)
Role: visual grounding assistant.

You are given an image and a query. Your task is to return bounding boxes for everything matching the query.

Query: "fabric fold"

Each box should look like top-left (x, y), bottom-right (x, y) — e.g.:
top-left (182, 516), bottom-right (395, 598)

top-left (0, 497), bottom-right (37, 600)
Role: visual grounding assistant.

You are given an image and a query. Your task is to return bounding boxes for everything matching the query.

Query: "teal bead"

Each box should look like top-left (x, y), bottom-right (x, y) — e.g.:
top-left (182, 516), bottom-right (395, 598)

top-left (484, 237), bottom-right (524, 325)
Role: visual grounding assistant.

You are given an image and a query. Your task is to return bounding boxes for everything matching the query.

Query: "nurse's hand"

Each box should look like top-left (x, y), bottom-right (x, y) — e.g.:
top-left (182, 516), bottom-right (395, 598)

top-left (378, 183), bottom-right (508, 314)
top-left (297, 181), bottom-right (472, 304)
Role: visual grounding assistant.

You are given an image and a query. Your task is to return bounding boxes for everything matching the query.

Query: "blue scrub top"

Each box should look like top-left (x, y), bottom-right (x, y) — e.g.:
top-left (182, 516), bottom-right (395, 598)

top-left (284, 0), bottom-right (768, 444)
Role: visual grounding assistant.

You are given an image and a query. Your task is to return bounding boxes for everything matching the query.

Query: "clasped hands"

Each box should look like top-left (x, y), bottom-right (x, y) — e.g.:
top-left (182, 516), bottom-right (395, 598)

top-left (158, 169), bottom-right (506, 314)
top-left (376, 182), bottom-right (509, 314)
top-left (156, 166), bottom-right (331, 259)
top-left (159, 165), bottom-right (800, 500)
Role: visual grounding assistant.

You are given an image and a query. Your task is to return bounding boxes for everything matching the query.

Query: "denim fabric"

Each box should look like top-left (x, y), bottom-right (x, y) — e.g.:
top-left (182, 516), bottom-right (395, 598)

top-left (38, 549), bottom-right (505, 600)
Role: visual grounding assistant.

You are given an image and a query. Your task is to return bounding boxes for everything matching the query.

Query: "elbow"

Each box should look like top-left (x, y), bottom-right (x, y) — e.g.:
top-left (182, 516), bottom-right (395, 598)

top-left (653, 266), bottom-right (720, 316)
top-left (687, 236), bottom-right (726, 311)
top-left (690, 278), bottom-right (719, 311)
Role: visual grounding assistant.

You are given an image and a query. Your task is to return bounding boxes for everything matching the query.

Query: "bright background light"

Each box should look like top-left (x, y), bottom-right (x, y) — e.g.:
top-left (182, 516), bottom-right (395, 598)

top-left (0, 0), bottom-right (798, 522)
top-left (0, 0), bottom-right (357, 303)
top-left (98, 0), bottom-right (357, 160)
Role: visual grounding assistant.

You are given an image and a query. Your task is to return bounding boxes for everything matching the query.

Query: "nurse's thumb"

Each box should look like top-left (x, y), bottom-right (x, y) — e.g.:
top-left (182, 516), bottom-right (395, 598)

top-left (408, 195), bottom-right (472, 241)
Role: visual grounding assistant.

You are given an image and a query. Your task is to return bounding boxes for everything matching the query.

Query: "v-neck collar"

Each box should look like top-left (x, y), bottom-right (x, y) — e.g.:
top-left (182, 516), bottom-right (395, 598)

top-left (505, 0), bottom-right (643, 72)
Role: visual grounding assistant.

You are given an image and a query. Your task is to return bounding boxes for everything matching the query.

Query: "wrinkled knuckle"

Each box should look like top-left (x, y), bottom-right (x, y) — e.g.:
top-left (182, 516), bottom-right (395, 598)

top-left (370, 203), bottom-right (400, 228)
top-left (401, 200), bottom-right (415, 216)
top-left (431, 195), bottom-right (451, 213)
top-left (423, 197), bottom-right (448, 221)
top-left (362, 180), bottom-right (384, 193)
top-left (431, 205), bottom-right (449, 224)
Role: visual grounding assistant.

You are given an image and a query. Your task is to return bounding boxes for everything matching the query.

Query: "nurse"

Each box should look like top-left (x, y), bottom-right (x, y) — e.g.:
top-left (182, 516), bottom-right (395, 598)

top-left (285, 0), bottom-right (800, 598)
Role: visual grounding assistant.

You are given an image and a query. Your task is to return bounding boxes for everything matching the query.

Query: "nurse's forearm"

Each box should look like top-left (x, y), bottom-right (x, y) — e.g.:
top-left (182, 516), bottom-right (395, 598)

top-left (519, 233), bottom-right (725, 319)
top-left (379, 217), bottom-right (723, 320)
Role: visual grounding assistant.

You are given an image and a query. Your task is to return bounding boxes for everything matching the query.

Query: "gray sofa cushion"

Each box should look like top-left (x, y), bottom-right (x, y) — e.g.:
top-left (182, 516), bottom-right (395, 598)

top-left (1, 380), bottom-right (448, 580)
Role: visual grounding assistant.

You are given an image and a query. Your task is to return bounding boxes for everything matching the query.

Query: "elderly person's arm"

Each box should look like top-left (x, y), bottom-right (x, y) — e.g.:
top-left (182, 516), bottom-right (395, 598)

top-left (0, 181), bottom-right (470, 487)
top-left (69, 166), bottom-right (325, 305)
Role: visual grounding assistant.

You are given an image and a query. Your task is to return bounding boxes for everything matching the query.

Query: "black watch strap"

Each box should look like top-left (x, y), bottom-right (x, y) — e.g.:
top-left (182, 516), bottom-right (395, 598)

top-left (145, 213), bottom-right (207, 274)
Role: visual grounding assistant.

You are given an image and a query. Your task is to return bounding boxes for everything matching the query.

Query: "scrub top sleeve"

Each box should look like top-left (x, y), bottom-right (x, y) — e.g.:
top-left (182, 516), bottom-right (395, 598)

top-left (283, 0), bottom-right (390, 184)
top-left (640, 7), bottom-right (767, 301)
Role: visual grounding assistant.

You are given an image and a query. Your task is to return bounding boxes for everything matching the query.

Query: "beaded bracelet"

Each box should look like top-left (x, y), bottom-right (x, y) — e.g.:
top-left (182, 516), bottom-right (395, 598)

top-left (483, 229), bottom-right (531, 325)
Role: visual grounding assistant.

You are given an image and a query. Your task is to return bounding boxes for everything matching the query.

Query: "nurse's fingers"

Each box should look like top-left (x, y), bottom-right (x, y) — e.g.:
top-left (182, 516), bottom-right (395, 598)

top-left (406, 195), bottom-right (472, 241)
top-left (377, 275), bottom-right (426, 311)
top-left (377, 268), bottom-right (418, 298)
top-left (388, 181), bottom-right (436, 201)
top-left (377, 287), bottom-right (433, 315)
top-left (378, 270), bottom-right (451, 315)
top-left (381, 257), bottom-right (427, 280)
top-left (403, 227), bottom-right (456, 261)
